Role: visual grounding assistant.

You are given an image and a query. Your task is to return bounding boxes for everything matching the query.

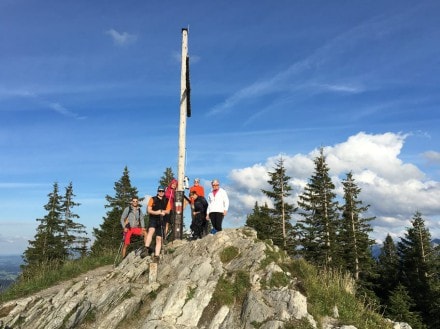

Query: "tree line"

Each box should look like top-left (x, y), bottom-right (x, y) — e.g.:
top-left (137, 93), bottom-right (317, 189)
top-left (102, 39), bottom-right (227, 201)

top-left (21, 166), bottom-right (176, 276)
top-left (246, 149), bottom-right (440, 329)
top-left (22, 182), bottom-right (89, 279)
top-left (20, 156), bottom-right (439, 329)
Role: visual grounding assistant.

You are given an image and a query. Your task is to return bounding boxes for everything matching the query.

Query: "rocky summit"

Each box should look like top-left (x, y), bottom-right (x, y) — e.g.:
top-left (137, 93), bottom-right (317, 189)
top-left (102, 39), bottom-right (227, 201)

top-left (0, 228), bottom-right (411, 329)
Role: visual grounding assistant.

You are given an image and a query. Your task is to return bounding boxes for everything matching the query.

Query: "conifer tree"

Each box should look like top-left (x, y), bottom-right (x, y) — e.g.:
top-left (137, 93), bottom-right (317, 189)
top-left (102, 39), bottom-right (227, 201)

top-left (22, 182), bottom-right (67, 273)
top-left (260, 158), bottom-right (296, 254)
top-left (296, 148), bottom-right (339, 267)
top-left (159, 167), bottom-right (176, 188)
top-left (426, 278), bottom-right (440, 329)
top-left (61, 182), bottom-right (89, 258)
top-left (375, 234), bottom-right (400, 303)
top-left (397, 211), bottom-right (439, 328)
top-left (246, 202), bottom-right (275, 241)
top-left (387, 284), bottom-right (427, 329)
top-left (339, 172), bottom-right (376, 281)
top-left (91, 167), bottom-right (140, 254)
top-left (398, 212), bottom-right (434, 284)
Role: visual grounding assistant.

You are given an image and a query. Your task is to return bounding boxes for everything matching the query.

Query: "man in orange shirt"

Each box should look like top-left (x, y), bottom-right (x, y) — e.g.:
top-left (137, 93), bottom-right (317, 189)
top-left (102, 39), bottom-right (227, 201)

top-left (143, 186), bottom-right (171, 261)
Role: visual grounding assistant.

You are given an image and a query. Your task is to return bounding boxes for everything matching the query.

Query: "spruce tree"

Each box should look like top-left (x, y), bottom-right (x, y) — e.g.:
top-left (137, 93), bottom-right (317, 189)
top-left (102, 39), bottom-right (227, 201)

top-left (246, 202), bottom-right (276, 241)
top-left (22, 182), bottom-right (67, 274)
top-left (339, 172), bottom-right (376, 282)
top-left (91, 167), bottom-right (140, 255)
top-left (159, 167), bottom-right (176, 188)
top-left (260, 157), bottom-right (296, 254)
top-left (61, 182), bottom-right (89, 258)
top-left (375, 234), bottom-right (400, 303)
top-left (296, 148), bottom-right (339, 267)
top-left (426, 277), bottom-right (440, 329)
top-left (397, 211), bottom-right (439, 328)
top-left (387, 284), bottom-right (427, 329)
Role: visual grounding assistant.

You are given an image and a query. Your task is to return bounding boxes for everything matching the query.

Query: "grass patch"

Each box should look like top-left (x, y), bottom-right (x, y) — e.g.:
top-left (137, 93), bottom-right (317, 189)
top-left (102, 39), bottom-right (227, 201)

top-left (0, 250), bottom-right (115, 303)
top-left (213, 275), bottom-right (235, 305)
top-left (234, 270), bottom-right (251, 301)
top-left (212, 270), bottom-right (251, 306)
top-left (267, 271), bottom-right (290, 288)
top-left (219, 246), bottom-right (239, 263)
top-left (260, 246), bottom-right (283, 269)
top-left (148, 289), bottom-right (158, 300)
top-left (286, 258), bottom-right (392, 329)
top-left (122, 289), bottom-right (134, 301)
top-left (186, 286), bottom-right (197, 302)
top-left (284, 317), bottom-right (315, 329)
top-left (83, 307), bottom-right (97, 323)
top-left (199, 270), bottom-right (251, 327)
top-left (165, 247), bottom-right (176, 254)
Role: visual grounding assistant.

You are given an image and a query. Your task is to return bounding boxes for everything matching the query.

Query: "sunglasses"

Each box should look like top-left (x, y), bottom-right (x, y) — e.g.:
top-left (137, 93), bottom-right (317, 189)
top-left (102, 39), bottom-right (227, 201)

top-left (158, 190), bottom-right (165, 192)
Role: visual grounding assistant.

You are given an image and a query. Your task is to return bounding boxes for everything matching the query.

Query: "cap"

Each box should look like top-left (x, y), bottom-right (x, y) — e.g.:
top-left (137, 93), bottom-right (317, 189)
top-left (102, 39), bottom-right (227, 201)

top-left (157, 186), bottom-right (165, 192)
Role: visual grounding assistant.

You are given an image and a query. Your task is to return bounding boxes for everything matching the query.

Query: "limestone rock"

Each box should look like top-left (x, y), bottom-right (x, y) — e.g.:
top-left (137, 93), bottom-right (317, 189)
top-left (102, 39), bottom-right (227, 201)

top-left (0, 228), bottom-right (411, 329)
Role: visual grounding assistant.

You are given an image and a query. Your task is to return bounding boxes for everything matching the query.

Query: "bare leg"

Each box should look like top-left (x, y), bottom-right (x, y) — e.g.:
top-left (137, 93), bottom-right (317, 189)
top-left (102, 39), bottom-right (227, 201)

top-left (155, 236), bottom-right (162, 256)
top-left (122, 244), bottom-right (128, 258)
top-left (143, 229), bottom-right (148, 245)
top-left (145, 227), bottom-right (156, 247)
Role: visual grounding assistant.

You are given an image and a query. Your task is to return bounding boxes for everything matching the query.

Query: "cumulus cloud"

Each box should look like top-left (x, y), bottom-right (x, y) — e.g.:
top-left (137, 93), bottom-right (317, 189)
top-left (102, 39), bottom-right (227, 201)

top-left (224, 132), bottom-right (440, 244)
top-left (105, 29), bottom-right (137, 46)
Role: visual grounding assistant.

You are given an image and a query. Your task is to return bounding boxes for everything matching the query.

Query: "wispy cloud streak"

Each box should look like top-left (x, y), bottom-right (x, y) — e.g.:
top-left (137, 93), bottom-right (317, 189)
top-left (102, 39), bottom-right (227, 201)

top-left (207, 6), bottom-right (421, 117)
top-left (105, 29), bottom-right (138, 46)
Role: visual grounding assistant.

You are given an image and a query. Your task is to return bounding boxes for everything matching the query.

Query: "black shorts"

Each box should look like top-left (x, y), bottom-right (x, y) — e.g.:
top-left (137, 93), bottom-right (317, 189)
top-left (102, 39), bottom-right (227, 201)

top-left (148, 216), bottom-right (166, 236)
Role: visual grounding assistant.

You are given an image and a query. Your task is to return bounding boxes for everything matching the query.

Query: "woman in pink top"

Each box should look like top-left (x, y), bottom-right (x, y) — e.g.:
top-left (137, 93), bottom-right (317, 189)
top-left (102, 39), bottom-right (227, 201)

top-left (163, 179), bottom-right (177, 236)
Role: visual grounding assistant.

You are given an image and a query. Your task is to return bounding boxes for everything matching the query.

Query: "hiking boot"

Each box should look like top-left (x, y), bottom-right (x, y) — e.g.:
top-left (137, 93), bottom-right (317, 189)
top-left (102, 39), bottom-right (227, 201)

top-left (152, 255), bottom-right (160, 263)
top-left (140, 246), bottom-right (149, 259)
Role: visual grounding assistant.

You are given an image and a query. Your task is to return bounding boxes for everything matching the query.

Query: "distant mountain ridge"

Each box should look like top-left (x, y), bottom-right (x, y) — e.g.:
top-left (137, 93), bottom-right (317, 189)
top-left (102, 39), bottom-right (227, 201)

top-left (371, 238), bottom-right (440, 259)
top-left (0, 254), bottom-right (22, 292)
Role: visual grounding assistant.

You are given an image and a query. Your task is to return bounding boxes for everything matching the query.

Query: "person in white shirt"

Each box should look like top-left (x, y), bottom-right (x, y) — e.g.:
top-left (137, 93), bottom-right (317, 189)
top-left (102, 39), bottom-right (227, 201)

top-left (206, 179), bottom-right (229, 234)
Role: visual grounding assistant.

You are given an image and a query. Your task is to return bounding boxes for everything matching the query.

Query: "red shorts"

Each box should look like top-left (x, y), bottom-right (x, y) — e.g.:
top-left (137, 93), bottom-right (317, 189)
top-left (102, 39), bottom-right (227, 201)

top-left (124, 227), bottom-right (145, 245)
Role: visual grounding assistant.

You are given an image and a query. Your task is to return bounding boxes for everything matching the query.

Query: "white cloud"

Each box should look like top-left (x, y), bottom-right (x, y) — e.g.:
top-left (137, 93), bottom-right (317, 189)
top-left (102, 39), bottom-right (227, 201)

top-left (224, 132), bottom-right (440, 243)
top-left (0, 182), bottom-right (46, 189)
top-left (49, 102), bottom-right (86, 119)
top-left (315, 83), bottom-right (365, 93)
top-left (423, 150), bottom-right (440, 164)
top-left (105, 29), bottom-right (137, 46)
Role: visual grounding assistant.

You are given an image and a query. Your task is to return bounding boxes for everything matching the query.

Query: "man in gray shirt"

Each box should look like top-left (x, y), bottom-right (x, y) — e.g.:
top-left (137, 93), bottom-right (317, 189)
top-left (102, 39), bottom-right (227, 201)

top-left (120, 197), bottom-right (147, 258)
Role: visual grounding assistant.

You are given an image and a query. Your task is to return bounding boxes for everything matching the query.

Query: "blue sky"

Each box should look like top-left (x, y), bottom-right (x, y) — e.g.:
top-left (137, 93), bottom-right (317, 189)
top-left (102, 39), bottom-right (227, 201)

top-left (1, 0), bottom-right (439, 255)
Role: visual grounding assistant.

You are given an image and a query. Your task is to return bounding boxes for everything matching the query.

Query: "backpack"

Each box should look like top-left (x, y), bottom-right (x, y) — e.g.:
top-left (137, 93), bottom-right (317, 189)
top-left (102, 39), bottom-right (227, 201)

top-left (125, 206), bottom-right (142, 228)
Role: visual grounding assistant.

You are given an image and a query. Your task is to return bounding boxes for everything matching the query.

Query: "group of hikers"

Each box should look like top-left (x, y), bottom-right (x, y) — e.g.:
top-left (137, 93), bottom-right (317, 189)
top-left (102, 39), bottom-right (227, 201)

top-left (119, 178), bottom-right (229, 262)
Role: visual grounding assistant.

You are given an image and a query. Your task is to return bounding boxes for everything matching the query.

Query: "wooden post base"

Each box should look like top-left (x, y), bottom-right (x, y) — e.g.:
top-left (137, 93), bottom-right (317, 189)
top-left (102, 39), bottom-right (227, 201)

top-left (149, 262), bottom-right (158, 283)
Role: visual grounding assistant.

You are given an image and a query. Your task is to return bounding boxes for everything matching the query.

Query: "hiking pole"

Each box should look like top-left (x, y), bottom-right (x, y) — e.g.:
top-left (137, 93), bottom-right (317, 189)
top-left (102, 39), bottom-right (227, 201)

top-left (113, 232), bottom-right (125, 267)
top-left (160, 214), bottom-right (165, 257)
